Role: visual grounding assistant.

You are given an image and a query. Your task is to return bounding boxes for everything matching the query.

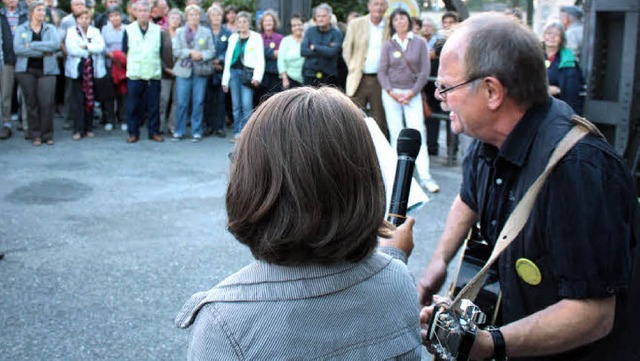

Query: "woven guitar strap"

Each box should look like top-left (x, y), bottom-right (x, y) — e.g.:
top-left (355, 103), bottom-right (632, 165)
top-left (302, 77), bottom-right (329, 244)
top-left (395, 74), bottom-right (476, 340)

top-left (451, 115), bottom-right (603, 309)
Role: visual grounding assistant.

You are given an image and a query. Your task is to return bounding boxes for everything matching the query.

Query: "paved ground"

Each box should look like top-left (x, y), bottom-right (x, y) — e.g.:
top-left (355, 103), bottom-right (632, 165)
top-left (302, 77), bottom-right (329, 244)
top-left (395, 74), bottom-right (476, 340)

top-left (0, 117), bottom-right (465, 360)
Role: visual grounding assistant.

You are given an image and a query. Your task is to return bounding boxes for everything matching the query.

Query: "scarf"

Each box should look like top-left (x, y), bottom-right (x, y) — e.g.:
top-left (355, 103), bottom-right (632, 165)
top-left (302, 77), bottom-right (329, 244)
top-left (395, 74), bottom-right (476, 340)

top-left (77, 26), bottom-right (94, 115)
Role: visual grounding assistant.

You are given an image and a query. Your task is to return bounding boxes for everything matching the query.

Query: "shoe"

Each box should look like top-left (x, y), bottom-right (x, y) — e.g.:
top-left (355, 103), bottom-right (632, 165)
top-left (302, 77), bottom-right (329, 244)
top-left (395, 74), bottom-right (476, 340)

top-left (45, 139), bottom-right (54, 145)
top-left (150, 134), bottom-right (164, 142)
top-left (215, 129), bottom-right (225, 138)
top-left (24, 133), bottom-right (33, 140)
top-left (192, 134), bottom-right (202, 143)
top-left (230, 134), bottom-right (240, 143)
top-left (86, 131), bottom-right (95, 138)
top-left (10, 113), bottom-right (18, 122)
top-left (63, 121), bottom-right (71, 130)
top-left (32, 138), bottom-right (42, 146)
top-left (121, 124), bottom-right (128, 131)
top-left (127, 136), bottom-right (139, 143)
top-left (72, 133), bottom-right (81, 140)
top-left (172, 134), bottom-right (183, 142)
top-left (203, 128), bottom-right (214, 137)
top-left (0, 126), bottom-right (11, 139)
top-left (104, 123), bottom-right (113, 131)
top-left (420, 178), bottom-right (440, 193)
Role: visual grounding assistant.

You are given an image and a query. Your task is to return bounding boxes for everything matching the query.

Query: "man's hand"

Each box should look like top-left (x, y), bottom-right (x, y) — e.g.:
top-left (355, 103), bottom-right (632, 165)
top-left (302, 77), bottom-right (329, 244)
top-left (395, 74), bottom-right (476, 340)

top-left (419, 295), bottom-right (450, 353)
top-left (250, 79), bottom-right (260, 88)
top-left (379, 217), bottom-right (415, 257)
top-left (417, 255), bottom-right (448, 305)
top-left (222, 85), bottom-right (228, 93)
top-left (190, 49), bottom-right (203, 61)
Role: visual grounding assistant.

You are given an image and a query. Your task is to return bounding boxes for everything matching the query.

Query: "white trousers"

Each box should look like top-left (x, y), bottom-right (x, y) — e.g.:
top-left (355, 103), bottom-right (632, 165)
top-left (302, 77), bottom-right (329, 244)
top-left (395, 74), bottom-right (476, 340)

top-left (381, 88), bottom-right (433, 181)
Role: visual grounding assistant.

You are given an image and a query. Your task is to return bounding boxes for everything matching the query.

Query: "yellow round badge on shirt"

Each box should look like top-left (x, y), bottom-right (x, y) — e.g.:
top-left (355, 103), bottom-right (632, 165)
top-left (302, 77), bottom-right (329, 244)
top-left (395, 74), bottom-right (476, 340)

top-left (198, 39), bottom-right (205, 46)
top-left (316, 72), bottom-right (323, 79)
top-left (545, 60), bottom-right (550, 68)
top-left (515, 258), bottom-right (542, 286)
top-left (21, 33), bottom-right (27, 39)
top-left (393, 51), bottom-right (402, 58)
top-left (221, 35), bottom-right (227, 42)
top-left (269, 42), bottom-right (275, 49)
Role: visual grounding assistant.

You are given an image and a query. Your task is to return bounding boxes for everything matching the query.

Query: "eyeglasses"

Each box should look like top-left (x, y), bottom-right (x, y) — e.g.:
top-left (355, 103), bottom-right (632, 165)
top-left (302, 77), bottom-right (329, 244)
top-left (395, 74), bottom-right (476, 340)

top-left (435, 76), bottom-right (483, 97)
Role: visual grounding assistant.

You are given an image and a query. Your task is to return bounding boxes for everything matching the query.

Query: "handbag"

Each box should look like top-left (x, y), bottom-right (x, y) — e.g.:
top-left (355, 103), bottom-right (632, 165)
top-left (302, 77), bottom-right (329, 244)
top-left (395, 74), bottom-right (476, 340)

top-left (193, 59), bottom-right (215, 77)
top-left (241, 66), bottom-right (256, 88)
top-left (421, 92), bottom-right (432, 118)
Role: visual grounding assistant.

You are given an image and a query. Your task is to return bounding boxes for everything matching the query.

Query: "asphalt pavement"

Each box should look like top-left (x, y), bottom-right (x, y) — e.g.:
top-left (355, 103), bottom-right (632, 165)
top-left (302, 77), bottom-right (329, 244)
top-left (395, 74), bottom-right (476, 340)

top-left (0, 117), bottom-right (465, 360)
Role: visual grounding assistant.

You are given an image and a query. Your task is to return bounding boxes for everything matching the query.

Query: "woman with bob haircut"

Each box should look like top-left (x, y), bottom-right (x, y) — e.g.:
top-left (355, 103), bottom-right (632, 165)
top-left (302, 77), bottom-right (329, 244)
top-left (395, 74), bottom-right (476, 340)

top-left (176, 87), bottom-right (422, 359)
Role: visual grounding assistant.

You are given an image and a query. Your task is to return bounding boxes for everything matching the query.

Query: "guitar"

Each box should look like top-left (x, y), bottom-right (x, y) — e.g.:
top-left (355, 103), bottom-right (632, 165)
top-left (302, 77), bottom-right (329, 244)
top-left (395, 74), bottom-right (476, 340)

top-left (427, 226), bottom-right (502, 361)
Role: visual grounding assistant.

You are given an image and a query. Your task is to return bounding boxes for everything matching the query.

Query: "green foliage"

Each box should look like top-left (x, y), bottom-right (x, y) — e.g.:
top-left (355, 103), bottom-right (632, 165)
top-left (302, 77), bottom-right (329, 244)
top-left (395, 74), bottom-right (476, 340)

top-left (311, 0), bottom-right (368, 23)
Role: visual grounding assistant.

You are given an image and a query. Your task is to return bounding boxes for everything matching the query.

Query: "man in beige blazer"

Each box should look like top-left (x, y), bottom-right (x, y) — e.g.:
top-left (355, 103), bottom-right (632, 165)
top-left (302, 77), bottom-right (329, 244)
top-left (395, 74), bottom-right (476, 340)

top-left (343, 0), bottom-right (390, 138)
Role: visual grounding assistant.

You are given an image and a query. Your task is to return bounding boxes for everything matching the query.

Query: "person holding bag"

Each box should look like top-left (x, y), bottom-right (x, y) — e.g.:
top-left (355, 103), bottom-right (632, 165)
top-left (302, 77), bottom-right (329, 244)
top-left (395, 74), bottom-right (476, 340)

top-left (221, 11), bottom-right (264, 142)
top-left (378, 8), bottom-right (439, 193)
top-left (171, 4), bottom-right (215, 142)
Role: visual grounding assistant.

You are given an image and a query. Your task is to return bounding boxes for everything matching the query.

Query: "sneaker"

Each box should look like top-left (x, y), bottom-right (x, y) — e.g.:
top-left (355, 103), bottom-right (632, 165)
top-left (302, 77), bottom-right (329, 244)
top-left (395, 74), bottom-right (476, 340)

top-left (420, 178), bottom-right (440, 193)
top-left (121, 123), bottom-right (128, 132)
top-left (104, 123), bottom-right (114, 131)
top-left (215, 129), bottom-right (226, 138)
top-left (172, 134), bottom-right (183, 142)
top-left (0, 126), bottom-right (11, 139)
top-left (72, 133), bottom-right (82, 141)
top-left (86, 131), bottom-right (95, 138)
top-left (192, 134), bottom-right (202, 143)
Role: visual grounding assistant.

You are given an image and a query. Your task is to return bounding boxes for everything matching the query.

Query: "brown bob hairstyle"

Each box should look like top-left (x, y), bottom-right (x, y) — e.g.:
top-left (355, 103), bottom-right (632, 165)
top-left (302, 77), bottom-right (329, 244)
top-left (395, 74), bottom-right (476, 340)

top-left (226, 87), bottom-right (391, 266)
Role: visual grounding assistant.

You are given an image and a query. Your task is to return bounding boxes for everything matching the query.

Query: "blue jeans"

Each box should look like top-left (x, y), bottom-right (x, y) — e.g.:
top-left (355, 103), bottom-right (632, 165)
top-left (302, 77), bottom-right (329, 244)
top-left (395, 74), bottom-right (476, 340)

top-left (175, 73), bottom-right (207, 137)
top-left (126, 79), bottom-right (161, 138)
top-left (229, 68), bottom-right (254, 136)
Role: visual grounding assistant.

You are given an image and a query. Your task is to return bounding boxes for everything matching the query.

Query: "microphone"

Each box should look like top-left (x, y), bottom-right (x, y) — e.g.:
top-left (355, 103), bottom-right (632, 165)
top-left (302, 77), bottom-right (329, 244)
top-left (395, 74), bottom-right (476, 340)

top-left (387, 128), bottom-right (421, 226)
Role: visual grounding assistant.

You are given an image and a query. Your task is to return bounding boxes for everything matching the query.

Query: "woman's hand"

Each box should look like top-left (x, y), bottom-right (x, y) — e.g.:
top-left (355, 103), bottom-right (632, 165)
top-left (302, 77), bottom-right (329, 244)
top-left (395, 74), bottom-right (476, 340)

top-left (281, 74), bottom-right (290, 89)
top-left (251, 79), bottom-right (260, 87)
top-left (379, 217), bottom-right (415, 257)
top-left (190, 49), bottom-right (203, 61)
top-left (548, 85), bottom-right (561, 96)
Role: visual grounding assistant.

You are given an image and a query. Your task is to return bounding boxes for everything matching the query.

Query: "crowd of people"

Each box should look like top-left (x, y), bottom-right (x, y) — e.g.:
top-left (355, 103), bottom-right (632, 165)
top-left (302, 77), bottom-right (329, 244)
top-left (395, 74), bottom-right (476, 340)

top-left (0, 0), bottom-right (587, 188)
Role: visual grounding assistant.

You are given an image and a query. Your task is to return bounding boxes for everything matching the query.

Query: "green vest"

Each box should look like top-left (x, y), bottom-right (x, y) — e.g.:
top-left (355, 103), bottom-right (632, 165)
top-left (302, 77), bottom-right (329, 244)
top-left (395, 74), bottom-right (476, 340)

top-left (125, 22), bottom-right (162, 80)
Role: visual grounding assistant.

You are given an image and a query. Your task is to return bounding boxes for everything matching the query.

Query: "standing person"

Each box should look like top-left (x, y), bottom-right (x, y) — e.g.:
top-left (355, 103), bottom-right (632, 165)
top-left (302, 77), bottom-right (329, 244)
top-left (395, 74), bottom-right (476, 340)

top-left (122, 0), bottom-right (163, 143)
top-left (150, 0), bottom-right (168, 30)
top-left (203, 3), bottom-right (230, 137)
top-left (418, 14), bottom-right (639, 360)
top-left (342, 0), bottom-right (389, 138)
top-left (377, 8), bottom-right (439, 193)
top-left (176, 87), bottom-right (422, 360)
top-left (559, 5), bottom-right (583, 63)
top-left (159, 8), bottom-right (181, 135)
top-left (421, 16), bottom-right (443, 156)
top-left (255, 9), bottom-right (282, 103)
top-left (277, 14), bottom-right (304, 90)
top-left (300, 3), bottom-right (342, 87)
top-left (101, 6), bottom-right (126, 131)
top-left (222, 4), bottom-right (236, 32)
top-left (171, 4), bottom-right (214, 142)
top-left (14, 0), bottom-right (59, 146)
top-left (58, 0), bottom-right (85, 130)
top-left (0, 0), bottom-right (27, 140)
top-left (94, 0), bottom-right (129, 30)
top-left (543, 22), bottom-right (584, 115)
top-left (221, 11), bottom-right (263, 142)
top-left (65, 8), bottom-right (106, 140)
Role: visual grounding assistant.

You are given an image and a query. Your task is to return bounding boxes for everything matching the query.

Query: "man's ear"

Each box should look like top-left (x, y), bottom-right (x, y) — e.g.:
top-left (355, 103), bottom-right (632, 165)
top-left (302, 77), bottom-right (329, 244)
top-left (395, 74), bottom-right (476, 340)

top-left (483, 76), bottom-right (505, 111)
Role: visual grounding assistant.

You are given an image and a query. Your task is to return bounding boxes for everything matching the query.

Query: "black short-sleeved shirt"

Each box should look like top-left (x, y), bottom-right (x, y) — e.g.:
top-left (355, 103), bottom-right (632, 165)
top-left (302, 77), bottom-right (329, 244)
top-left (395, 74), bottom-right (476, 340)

top-left (460, 98), bottom-right (638, 360)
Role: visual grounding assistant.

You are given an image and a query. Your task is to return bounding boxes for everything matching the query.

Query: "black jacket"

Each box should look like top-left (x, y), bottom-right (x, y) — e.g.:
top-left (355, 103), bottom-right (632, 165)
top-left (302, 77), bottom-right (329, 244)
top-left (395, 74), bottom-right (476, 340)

top-left (0, 7), bottom-right (28, 65)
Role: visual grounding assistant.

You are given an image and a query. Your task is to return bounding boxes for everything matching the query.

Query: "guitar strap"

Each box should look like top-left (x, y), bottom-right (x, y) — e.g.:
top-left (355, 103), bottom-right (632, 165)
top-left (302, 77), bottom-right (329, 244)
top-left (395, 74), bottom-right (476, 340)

top-left (451, 115), bottom-right (603, 309)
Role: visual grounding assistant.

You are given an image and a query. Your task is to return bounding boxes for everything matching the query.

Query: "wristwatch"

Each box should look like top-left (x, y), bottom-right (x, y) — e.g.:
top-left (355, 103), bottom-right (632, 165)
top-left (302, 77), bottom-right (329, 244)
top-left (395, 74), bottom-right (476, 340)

top-left (486, 327), bottom-right (507, 361)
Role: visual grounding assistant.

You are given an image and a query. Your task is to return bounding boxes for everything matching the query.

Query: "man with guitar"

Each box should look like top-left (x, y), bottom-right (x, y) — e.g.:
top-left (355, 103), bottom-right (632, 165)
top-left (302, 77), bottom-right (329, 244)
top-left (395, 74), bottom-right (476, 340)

top-left (418, 13), bottom-right (639, 361)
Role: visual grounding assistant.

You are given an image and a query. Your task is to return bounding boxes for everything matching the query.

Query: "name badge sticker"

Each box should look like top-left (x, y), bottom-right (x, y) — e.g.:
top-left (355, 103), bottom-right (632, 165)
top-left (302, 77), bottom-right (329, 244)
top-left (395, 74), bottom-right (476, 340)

top-left (393, 51), bottom-right (401, 58)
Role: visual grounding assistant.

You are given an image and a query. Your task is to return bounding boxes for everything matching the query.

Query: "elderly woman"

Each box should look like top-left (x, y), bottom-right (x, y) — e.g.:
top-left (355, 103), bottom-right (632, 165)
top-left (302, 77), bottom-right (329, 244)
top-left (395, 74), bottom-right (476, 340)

top-left (171, 4), bottom-right (214, 142)
top-left (65, 8), bottom-right (106, 140)
top-left (378, 8), bottom-right (439, 193)
top-left (255, 9), bottom-right (282, 102)
top-left (203, 4), bottom-right (231, 137)
top-left (221, 11), bottom-right (264, 142)
top-left (176, 87), bottom-right (421, 359)
top-left (14, 0), bottom-right (60, 146)
top-left (223, 4), bottom-right (237, 32)
top-left (277, 14), bottom-right (304, 90)
top-left (101, 6), bottom-right (127, 131)
top-left (543, 22), bottom-right (584, 115)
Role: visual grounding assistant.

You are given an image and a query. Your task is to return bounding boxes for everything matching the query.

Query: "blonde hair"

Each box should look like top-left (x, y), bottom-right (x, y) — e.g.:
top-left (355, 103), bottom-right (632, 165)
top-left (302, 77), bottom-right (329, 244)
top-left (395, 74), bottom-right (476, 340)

top-left (258, 9), bottom-right (279, 32)
top-left (184, 4), bottom-right (201, 17)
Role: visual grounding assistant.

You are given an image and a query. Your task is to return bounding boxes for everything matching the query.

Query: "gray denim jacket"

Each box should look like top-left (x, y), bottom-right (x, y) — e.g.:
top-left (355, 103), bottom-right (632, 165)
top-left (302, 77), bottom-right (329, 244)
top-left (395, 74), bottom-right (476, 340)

top-left (14, 22), bottom-right (60, 75)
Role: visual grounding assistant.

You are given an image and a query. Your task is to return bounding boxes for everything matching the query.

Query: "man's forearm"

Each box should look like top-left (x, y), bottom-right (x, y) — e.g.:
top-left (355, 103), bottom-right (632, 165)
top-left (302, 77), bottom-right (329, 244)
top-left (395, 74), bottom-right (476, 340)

top-left (475, 297), bottom-right (616, 359)
top-left (434, 195), bottom-right (477, 263)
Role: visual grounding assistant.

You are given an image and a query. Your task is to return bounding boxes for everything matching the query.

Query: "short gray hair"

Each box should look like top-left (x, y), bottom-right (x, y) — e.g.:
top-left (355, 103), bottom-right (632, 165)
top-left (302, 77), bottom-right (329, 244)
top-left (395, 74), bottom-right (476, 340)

top-left (313, 3), bottom-right (332, 18)
top-left (543, 22), bottom-right (567, 49)
top-left (134, 0), bottom-right (151, 11)
top-left (455, 13), bottom-right (548, 108)
top-left (237, 10), bottom-right (251, 24)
